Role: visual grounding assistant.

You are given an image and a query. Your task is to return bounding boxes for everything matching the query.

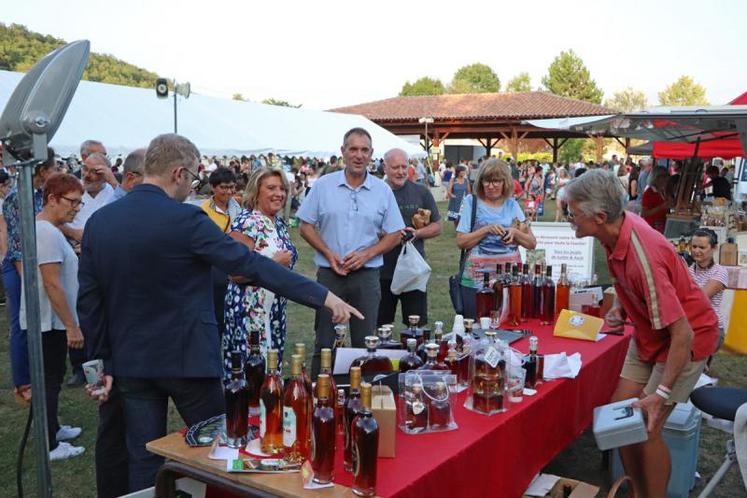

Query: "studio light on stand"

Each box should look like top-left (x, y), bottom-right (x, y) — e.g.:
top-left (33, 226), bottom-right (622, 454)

top-left (0, 39), bottom-right (90, 498)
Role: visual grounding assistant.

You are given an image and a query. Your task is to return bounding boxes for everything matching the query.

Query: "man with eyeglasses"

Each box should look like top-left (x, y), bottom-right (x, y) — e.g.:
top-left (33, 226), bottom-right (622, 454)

top-left (297, 127), bottom-right (405, 376)
top-left (64, 151), bottom-right (118, 245)
top-left (78, 133), bottom-right (361, 493)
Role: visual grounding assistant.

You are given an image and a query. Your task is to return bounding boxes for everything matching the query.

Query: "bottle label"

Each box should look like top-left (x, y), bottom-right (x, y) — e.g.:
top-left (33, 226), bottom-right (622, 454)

top-left (259, 400), bottom-right (266, 437)
top-left (283, 407), bottom-right (296, 447)
top-left (484, 346), bottom-right (500, 369)
top-left (412, 400), bottom-right (425, 415)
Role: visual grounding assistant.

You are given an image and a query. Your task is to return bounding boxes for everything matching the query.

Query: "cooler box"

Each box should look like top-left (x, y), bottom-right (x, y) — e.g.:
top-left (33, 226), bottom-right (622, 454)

top-left (609, 402), bottom-right (702, 498)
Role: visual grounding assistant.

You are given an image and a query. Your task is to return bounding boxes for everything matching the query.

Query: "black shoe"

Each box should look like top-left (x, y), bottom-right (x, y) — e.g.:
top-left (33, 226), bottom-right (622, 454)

top-left (66, 371), bottom-right (86, 387)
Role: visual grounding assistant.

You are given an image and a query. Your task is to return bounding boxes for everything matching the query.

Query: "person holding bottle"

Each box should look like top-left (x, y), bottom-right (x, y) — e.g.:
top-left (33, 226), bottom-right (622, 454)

top-left (455, 158), bottom-right (537, 319)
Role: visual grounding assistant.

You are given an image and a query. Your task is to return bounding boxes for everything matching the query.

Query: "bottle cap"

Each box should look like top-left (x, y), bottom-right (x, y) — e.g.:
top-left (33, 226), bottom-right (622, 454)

top-left (425, 343), bottom-right (439, 358)
top-left (360, 382), bottom-right (373, 409)
top-left (463, 318), bottom-right (474, 330)
top-left (294, 343), bottom-right (306, 357)
top-left (290, 354), bottom-right (302, 376)
top-left (267, 349), bottom-right (278, 370)
top-left (406, 338), bottom-right (417, 349)
top-left (485, 330), bottom-right (497, 338)
top-left (546, 265), bottom-right (553, 276)
top-left (316, 374), bottom-right (330, 399)
top-left (434, 320), bottom-right (444, 331)
top-left (364, 335), bottom-right (381, 349)
top-left (529, 336), bottom-right (538, 351)
top-left (349, 366), bottom-right (362, 389)
top-left (447, 339), bottom-right (457, 351)
top-left (377, 327), bottom-right (392, 341)
top-left (230, 351), bottom-right (242, 372)
top-left (320, 348), bottom-right (332, 369)
top-left (334, 324), bottom-right (348, 341)
top-left (408, 315), bottom-right (420, 326)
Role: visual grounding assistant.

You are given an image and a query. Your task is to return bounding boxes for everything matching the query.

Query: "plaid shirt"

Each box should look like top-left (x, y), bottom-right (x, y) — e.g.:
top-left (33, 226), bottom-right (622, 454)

top-left (3, 187), bottom-right (44, 262)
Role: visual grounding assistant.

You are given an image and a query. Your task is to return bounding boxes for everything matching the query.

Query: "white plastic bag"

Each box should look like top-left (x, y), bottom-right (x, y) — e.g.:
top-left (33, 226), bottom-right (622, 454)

top-left (390, 241), bottom-right (431, 295)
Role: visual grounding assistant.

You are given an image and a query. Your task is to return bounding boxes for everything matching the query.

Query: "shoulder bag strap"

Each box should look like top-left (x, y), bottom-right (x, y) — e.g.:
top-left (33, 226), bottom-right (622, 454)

top-left (457, 194), bottom-right (478, 277)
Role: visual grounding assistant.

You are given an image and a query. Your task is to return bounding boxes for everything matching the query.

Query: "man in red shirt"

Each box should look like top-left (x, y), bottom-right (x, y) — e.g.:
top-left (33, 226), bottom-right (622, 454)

top-left (562, 170), bottom-right (718, 498)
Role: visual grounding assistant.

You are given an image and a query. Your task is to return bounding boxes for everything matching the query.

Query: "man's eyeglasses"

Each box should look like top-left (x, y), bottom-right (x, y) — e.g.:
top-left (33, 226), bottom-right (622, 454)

top-left (181, 167), bottom-right (202, 189)
top-left (61, 196), bottom-right (85, 208)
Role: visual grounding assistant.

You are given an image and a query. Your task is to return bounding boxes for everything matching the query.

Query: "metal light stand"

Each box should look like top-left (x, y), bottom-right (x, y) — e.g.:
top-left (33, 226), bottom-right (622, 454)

top-left (6, 125), bottom-right (54, 497)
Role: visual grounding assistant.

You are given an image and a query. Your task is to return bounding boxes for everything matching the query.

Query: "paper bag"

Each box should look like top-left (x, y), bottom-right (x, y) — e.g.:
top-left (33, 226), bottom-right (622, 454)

top-left (553, 309), bottom-right (604, 342)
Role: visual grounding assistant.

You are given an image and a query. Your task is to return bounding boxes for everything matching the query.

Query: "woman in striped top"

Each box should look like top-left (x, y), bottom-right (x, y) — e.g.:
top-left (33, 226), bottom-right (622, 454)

top-left (688, 228), bottom-right (728, 346)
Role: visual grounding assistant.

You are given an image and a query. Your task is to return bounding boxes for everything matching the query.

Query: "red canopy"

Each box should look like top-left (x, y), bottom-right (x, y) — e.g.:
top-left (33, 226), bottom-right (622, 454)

top-left (651, 92), bottom-right (747, 159)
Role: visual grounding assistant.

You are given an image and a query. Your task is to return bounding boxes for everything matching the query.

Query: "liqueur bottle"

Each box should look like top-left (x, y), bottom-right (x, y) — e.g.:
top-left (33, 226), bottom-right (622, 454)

top-left (471, 331), bottom-right (507, 414)
top-left (531, 264), bottom-right (543, 319)
top-left (282, 354), bottom-right (311, 463)
top-left (311, 374), bottom-right (335, 484)
top-left (416, 328), bottom-right (433, 362)
top-left (376, 327), bottom-right (402, 350)
top-left (427, 381), bottom-right (452, 429)
top-left (259, 349), bottom-right (283, 455)
top-left (351, 383), bottom-right (379, 497)
top-left (224, 351), bottom-right (249, 448)
top-left (475, 271), bottom-right (495, 320)
top-left (433, 323), bottom-right (449, 362)
top-left (244, 330), bottom-right (265, 417)
top-left (344, 367), bottom-right (364, 472)
top-left (404, 383), bottom-right (428, 433)
top-left (400, 314), bottom-right (424, 347)
top-left (463, 318), bottom-right (475, 338)
top-left (351, 336), bottom-right (394, 375)
top-left (398, 338), bottom-right (424, 372)
top-left (332, 324), bottom-right (348, 366)
top-left (336, 388), bottom-right (346, 436)
top-left (442, 319), bottom-right (466, 354)
top-left (314, 348), bottom-right (337, 412)
top-left (445, 342), bottom-right (469, 392)
top-left (492, 263), bottom-right (504, 314)
top-left (540, 265), bottom-right (555, 325)
top-left (521, 263), bottom-right (533, 321)
top-left (555, 263), bottom-right (570, 317)
top-left (418, 343), bottom-right (449, 371)
top-left (524, 336), bottom-right (544, 389)
top-left (508, 265), bottom-right (522, 327)
top-left (293, 343), bottom-right (314, 397)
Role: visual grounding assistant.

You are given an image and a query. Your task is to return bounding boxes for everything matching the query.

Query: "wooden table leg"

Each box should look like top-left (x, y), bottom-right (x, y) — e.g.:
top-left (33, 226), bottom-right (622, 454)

top-left (155, 460), bottom-right (279, 498)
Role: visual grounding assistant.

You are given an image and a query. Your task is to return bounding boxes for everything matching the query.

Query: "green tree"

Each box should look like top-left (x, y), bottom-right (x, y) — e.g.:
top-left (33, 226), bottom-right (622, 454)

top-left (658, 75), bottom-right (709, 106)
top-left (558, 139), bottom-right (586, 164)
top-left (232, 93), bottom-right (246, 101)
top-left (506, 72), bottom-right (532, 93)
top-left (448, 63), bottom-right (500, 94)
top-left (541, 49), bottom-right (603, 104)
top-left (604, 87), bottom-right (648, 112)
top-left (399, 76), bottom-right (446, 96)
top-left (262, 98), bottom-right (301, 108)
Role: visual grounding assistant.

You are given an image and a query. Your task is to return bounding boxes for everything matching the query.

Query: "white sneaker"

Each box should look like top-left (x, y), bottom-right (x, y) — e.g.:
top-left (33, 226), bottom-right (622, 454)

top-left (56, 425), bottom-right (82, 441)
top-left (49, 441), bottom-right (85, 461)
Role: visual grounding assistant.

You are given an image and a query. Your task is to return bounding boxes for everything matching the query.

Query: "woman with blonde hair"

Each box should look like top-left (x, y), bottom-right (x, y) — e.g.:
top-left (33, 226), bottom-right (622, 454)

top-left (223, 167), bottom-right (297, 380)
top-left (554, 167), bottom-right (571, 222)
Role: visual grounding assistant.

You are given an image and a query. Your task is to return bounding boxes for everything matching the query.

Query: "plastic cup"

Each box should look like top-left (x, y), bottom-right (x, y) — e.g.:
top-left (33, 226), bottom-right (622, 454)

top-left (479, 317), bottom-right (492, 330)
top-left (82, 359), bottom-right (104, 386)
top-left (508, 368), bottom-right (526, 403)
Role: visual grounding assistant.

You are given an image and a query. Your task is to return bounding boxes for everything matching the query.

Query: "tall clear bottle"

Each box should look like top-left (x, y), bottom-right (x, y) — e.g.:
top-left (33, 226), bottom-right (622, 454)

top-left (311, 374), bottom-right (335, 484)
top-left (244, 330), bottom-right (265, 417)
top-left (344, 367), bottom-right (364, 472)
top-left (540, 265), bottom-right (555, 325)
top-left (293, 343), bottom-right (313, 397)
top-left (352, 382), bottom-right (379, 497)
top-left (555, 263), bottom-right (570, 318)
top-left (314, 348), bottom-right (337, 412)
top-left (283, 354), bottom-right (311, 463)
top-left (224, 351), bottom-right (249, 448)
top-left (259, 349), bottom-right (283, 455)
top-left (508, 265), bottom-right (522, 326)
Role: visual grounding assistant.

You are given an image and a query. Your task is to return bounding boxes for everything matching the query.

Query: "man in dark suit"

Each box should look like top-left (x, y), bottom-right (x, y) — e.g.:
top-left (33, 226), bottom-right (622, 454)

top-left (78, 133), bottom-right (360, 493)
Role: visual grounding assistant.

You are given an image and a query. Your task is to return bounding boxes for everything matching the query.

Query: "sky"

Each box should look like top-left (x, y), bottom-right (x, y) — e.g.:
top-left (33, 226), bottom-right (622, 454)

top-left (2, 0), bottom-right (746, 111)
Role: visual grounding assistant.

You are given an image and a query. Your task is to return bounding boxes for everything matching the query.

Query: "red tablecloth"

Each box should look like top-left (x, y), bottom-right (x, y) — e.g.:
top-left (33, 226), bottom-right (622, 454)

top-left (329, 320), bottom-right (631, 498)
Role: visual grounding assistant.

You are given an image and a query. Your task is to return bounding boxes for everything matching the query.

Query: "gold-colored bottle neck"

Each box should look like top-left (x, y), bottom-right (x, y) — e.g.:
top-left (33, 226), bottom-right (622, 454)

top-left (290, 354), bottom-right (302, 376)
top-left (360, 383), bottom-right (372, 409)
top-left (317, 374), bottom-right (330, 399)
top-left (349, 366), bottom-right (361, 389)
top-left (267, 349), bottom-right (278, 370)
top-left (320, 348), bottom-right (332, 369)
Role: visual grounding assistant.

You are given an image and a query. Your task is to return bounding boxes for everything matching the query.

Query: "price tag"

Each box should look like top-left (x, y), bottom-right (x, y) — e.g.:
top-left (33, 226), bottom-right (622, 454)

top-left (484, 347), bottom-right (500, 369)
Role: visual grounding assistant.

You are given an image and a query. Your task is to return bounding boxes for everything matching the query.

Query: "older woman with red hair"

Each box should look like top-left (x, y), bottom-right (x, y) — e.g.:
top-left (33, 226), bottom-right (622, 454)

top-left (20, 173), bottom-right (86, 460)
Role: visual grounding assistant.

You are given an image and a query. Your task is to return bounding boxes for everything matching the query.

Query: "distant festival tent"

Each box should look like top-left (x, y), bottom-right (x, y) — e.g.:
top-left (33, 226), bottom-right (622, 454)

top-left (0, 70), bottom-right (424, 159)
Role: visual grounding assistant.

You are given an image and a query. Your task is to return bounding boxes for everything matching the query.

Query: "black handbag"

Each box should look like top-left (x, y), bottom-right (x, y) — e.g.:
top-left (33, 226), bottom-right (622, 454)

top-left (449, 194), bottom-right (477, 314)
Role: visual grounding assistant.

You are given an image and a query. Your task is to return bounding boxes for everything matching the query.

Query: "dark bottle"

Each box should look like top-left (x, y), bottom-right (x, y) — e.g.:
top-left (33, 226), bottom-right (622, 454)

top-left (521, 263), bottom-right (533, 320)
top-left (259, 349), bottom-right (283, 455)
top-left (244, 330), bottom-right (265, 417)
top-left (555, 263), bottom-right (570, 318)
top-left (540, 265), bottom-right (555, 325)
top-left (352, 336), bottom-right (394, 376)
top-left (442, 320), bottom-right (465, 353)
top-left (524, 336), bottom-right (544, 389)
top-left (492, 263), bottom-right (504, 314)
top-left (416, 328), bottom-right (433, 362)
top-left (508, 265), bottom-right (522, 326)
top-left (314, 348), bottom-right (337, 413)
top-left (475, 271), bottom-right (495, 320)
top-left (283, 354), bottom-right (310, 463)
top-left (376, 327), bottom-right (402, 350)
top-left (531, 264), bottom-right (543, 319)
top-left (400, 314), bottom-right (424, 347)
top-left (399, 338), bottom-right (424, 372)
top-left (418, 343), bottom-right (449, 371)
top-left (344, 367), bottom-right (364, 472)
top-left (336, 388), bottom-right (346, 436)
top-left (311, 374), bottom-right (336, 484)
top-left (445, 343), bottom-right (469, 391)
top-left (404, 383), bottom-right (428, 433)
top-left (351, 383), bottom-right (379, 497)
top-left (427, 381), bottom-right (452, 429)
top-left (293, 343), bottom-right (314, 398)
top-left (433, 324), bottom-right (449, 362)
top-left (224, 351), bottom-right (249, 448)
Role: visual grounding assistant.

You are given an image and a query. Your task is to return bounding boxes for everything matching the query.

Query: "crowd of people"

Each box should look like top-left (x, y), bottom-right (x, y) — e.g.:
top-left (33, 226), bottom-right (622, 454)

top-left (1, 127), bottom-right (738, 498)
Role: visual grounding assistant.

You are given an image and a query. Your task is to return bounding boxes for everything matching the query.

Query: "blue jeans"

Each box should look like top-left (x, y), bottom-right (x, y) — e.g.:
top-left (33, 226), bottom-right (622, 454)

top-left (116, 377), bottom-right (224, 492)
top-left (3, 257), bottom-right (30, 386)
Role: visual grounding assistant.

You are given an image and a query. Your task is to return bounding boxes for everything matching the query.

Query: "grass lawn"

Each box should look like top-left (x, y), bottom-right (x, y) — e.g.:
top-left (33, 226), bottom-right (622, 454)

top-left (0, 199), bottom-right (744, 496)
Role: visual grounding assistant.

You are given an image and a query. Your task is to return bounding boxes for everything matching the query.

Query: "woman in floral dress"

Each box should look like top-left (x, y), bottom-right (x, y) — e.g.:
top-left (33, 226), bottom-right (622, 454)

top-left (222, 167), bottom-right (297, 381)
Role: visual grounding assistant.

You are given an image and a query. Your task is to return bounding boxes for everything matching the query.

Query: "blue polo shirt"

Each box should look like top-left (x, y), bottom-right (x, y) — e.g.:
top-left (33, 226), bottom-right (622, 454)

top-left (297, 169), bottom-right (405, 269)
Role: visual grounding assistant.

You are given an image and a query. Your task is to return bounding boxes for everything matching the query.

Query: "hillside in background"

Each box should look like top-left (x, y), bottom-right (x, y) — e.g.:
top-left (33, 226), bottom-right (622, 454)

top-left (0, 23), bottom-right (160, 88)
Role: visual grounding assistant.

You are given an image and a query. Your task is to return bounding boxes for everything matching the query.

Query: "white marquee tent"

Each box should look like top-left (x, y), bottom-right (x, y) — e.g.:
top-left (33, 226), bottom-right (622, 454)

top-left (0, 70), bottom-right (424, 159)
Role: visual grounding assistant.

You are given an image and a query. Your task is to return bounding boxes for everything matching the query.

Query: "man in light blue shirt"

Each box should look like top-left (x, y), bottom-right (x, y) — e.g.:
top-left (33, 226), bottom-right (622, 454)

top-left (298, 127), bottom-right (405, 375)
top-left (111, 149), bottom-right (145, 201)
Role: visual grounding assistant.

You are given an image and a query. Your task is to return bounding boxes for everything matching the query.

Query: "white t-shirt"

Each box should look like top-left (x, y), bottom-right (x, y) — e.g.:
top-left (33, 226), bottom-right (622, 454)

top-left (20, 220), bottom-right (79, 331)
top-left (68, 183), bottom-right (115, 230)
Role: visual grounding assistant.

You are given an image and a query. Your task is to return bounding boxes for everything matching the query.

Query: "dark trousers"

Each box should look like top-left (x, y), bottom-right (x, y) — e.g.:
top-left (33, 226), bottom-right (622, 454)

top-left (117, 377), bottom-right (224, 492)
top-left (42, 330), bottom-right (67, 451)
top-left (312, 267), bottom-right (381, 377)
top-left (377, 278), bottom-right (428, 326)
top-left (4, 258), bottom-right (29, 386)
top-left (68, 345), bottom-right (85, 377)
top-left (96, 384), bottom-right (129, 498)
